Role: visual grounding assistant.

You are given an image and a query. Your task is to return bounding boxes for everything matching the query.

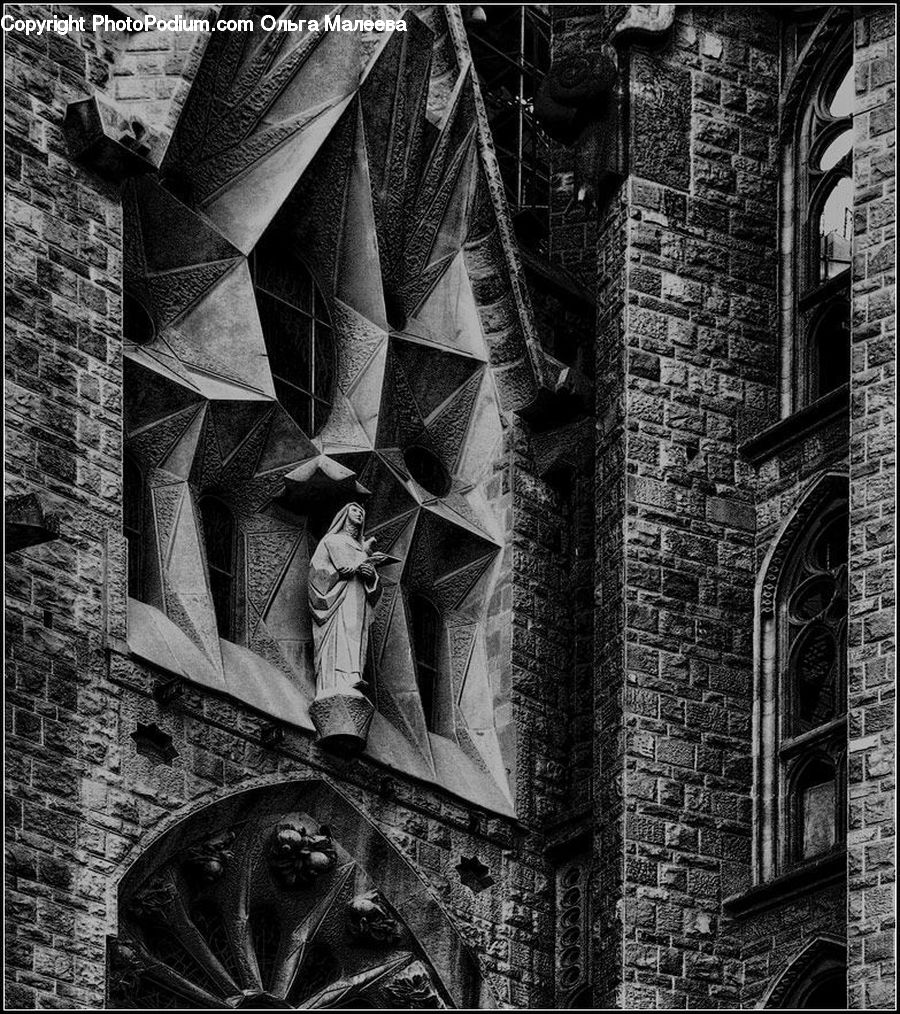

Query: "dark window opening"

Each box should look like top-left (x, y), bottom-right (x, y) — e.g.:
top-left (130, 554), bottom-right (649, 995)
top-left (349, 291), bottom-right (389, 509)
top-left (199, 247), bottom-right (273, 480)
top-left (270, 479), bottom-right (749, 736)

top-left (792, 32), bottom-right (852, 410)
top-left (249, 907), bottom-right (280, 993)
top-left (409, 592), bottom-right (441, 731)
top-left (124, 292), bottom-right (156, 346)
top-left (403, 445), bottom-right (452, 497)
top-left (251, 235), bottom-right (335, 436)
top-left (124, 457), bottom-right (144, 599)
top-left (199, 495), bottom-right (235, 639)
top-left (810, 300), bottom-right (850, 399)
top-left (801, 971), bottom-right (847, 1009)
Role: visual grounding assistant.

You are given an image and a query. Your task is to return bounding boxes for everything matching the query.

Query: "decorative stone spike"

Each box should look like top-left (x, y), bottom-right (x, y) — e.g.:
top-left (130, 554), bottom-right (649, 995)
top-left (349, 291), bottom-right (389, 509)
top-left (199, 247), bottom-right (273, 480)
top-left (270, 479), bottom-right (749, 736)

top-left (310, 693), bottom-right (375, 756)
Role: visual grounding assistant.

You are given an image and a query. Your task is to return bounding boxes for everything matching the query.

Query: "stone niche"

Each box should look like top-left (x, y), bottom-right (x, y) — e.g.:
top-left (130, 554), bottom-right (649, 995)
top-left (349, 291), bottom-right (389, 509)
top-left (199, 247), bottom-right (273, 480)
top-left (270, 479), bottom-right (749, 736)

top-left (121, 7), bottom-right (543, 815)
top-left (110, 780), bottom-right (493, 1008)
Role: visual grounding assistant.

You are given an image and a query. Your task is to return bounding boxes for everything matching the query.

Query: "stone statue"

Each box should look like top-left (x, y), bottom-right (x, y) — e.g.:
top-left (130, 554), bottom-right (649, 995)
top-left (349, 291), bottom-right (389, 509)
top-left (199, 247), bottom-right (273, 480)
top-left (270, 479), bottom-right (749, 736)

top-left (307, 502), bottom-right (386, 753)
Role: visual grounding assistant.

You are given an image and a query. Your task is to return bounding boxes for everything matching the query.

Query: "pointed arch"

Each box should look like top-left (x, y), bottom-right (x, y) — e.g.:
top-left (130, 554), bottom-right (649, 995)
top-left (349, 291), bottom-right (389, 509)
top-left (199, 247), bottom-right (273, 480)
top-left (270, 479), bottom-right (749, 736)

top-left (761, 935), bottom-right (846, 1009)
top-left (753, 473), bottom-right (849, 881)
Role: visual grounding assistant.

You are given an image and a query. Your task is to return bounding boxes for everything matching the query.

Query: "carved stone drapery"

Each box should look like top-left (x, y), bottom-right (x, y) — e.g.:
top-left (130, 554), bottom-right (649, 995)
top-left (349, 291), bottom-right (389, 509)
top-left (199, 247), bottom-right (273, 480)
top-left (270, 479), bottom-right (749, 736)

top-left (307, 503), bottom-right (381, 752)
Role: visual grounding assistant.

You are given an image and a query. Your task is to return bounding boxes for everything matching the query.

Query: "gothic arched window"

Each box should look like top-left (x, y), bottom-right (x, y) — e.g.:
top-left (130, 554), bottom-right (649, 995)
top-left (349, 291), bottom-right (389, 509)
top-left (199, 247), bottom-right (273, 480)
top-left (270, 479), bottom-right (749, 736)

top-left (123, 456), bottom-right (144, 599)
top-left (758, 488), bottom-right (848, 879)
top-left (780, 504), bottom-right (848, 868)
top-left (408, 592), bottom-right (441, 731)
top-left (251, 235), bottom-right (335, 436)
top-left (199, 495), bottom-right (236, 640)
top-left (783, 21), bottom-right (853, 409)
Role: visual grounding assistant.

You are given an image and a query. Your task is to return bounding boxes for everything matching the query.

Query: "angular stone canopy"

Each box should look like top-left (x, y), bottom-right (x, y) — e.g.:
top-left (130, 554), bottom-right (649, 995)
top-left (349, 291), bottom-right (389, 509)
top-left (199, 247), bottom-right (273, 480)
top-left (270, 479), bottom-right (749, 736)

top-left (123, 6), bottom-right (539, 813)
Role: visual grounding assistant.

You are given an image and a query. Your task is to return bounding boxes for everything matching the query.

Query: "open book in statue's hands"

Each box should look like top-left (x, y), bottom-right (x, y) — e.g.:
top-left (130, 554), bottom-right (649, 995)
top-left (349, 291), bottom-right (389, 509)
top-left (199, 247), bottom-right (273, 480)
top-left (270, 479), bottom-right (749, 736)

top-left (367, 551), bottom-right (401, 568)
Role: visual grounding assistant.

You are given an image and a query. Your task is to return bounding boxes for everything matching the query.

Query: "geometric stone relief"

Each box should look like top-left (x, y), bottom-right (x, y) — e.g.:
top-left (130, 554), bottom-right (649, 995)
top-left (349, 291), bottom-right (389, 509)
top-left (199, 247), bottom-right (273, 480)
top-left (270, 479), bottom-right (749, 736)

top-left (554, 854), bottom-right (591, 1004)
top-left (122, 7), bottom-right (537, 813)
top-left (111, 783), bottom-right (492, 1008)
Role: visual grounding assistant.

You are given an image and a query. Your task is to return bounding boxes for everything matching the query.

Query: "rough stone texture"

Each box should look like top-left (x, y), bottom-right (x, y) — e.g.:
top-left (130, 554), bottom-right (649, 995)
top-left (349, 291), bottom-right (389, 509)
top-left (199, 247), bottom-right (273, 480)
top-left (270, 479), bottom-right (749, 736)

top-left (848, 8), bottom-right (896, 1010)
top-left (4, 4), bottom-right (897, 1011)
top-left (5, 8), bottom-right (126, 1007)
top-left (734, 417), bottom-right (848, 1005)
top-left (619, 8), bottom-right (780, 1007)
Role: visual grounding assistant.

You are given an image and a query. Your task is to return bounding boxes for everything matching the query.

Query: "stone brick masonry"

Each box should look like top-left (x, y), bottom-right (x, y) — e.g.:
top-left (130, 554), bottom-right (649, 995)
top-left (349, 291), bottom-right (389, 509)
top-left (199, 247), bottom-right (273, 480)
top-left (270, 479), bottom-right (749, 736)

top-left (848, 7), bottom-right (896, 1009)
top-left (4, 4), bottom-right (897, 1010)
top-left (608, 8), bottom-right (782, 1006)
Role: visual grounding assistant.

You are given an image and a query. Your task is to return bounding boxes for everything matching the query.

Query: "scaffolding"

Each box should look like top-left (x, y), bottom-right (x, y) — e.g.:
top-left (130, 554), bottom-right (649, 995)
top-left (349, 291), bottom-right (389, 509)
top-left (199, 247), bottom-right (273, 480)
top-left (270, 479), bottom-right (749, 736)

top-left (468, 5), bottom-right (552, 229)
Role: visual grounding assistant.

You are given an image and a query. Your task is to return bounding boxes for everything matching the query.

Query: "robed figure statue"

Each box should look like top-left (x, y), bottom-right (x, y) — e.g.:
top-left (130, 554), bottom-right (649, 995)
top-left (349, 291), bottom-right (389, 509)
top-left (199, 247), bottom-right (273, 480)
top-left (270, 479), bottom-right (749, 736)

top-left (307, 502), bottom-right (384, 752)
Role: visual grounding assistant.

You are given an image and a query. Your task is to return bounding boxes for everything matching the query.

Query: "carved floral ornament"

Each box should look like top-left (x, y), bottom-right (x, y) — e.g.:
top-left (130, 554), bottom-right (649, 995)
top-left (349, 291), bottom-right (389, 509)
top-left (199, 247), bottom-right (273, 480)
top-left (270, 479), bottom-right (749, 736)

top-left (114, 804), bottom-right (453, 1009)
top-left (118, 5), bottom-right (527, 811)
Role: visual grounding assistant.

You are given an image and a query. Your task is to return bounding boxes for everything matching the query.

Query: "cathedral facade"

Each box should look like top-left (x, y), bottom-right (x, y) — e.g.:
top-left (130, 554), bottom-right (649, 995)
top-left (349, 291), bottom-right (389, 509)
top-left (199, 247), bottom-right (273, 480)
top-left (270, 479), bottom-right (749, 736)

top-left (4, 3), bottom-right (895, 1009)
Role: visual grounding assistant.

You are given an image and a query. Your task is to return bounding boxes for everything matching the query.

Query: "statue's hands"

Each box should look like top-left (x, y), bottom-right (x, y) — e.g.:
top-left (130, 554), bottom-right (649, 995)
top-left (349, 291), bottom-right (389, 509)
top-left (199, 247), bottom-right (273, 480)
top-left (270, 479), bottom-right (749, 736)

top-left (357, 560), bottom-right (376, 580)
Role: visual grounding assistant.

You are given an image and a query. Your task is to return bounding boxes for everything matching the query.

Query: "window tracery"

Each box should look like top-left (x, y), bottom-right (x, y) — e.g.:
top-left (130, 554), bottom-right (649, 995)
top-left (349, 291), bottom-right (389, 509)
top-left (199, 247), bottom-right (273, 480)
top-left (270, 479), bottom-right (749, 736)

top-left (783, 19), bottom-right (853, 409)
top-left (755, 481), bottom-right (848, 880)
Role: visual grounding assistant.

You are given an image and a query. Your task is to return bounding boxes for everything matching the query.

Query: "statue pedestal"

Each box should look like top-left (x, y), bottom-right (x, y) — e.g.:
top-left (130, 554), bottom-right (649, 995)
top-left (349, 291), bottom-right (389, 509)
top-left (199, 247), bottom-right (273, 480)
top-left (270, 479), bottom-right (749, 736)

top-left (310, 693), bottom-right (374, 755)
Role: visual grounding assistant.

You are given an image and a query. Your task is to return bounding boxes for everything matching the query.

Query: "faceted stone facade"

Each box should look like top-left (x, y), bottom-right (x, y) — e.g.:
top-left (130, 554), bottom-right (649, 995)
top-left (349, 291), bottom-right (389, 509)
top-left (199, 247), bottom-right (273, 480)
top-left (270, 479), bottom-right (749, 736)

top-left (4, 4), bottom-right (895, 1010)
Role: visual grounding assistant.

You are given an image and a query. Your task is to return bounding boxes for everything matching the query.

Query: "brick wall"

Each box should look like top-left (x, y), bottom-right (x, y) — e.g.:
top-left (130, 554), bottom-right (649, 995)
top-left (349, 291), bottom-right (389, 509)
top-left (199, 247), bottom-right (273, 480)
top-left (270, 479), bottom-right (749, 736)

top-left (848, 7), bottom-right (896, 1009)
top-left (601, 7), bottom-right (782, 1006)
top-left (4, 7), bottom-right (128, 1003)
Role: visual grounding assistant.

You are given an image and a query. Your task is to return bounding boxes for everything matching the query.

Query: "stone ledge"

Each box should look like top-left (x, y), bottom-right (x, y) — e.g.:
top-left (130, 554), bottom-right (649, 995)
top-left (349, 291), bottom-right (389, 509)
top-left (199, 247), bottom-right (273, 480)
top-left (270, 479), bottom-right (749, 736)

top-left (738, 384), bottom-right (849, 464)
top-left (723, 850), bottom-right (846, 918)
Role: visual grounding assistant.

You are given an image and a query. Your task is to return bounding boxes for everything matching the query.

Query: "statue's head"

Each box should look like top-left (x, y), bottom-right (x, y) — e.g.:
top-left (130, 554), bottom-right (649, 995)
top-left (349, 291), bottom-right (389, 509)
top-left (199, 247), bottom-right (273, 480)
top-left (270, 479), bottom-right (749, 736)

top-left (345, 503), bottom-right (365, 531)
top-left (325, 502), bottom-right (366, 538)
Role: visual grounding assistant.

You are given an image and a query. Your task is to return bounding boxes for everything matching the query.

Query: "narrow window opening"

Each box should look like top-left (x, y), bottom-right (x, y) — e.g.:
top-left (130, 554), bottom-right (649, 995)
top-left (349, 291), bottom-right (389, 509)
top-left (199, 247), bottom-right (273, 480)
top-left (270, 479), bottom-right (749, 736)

top-left (468, 5), bottom-right (551, 238)
top-left (199, 495), bottom-right (236, 639)
top-left (794, 759), bottom-right (838, 859)
top-left (251, 235), bottom-right (335, 436)
top-left (123, 457), bottom-right (144, 599)
top-left (786, 26), bottom-right (853, 412)
top-left (409, 592), bottom-right (441, 731)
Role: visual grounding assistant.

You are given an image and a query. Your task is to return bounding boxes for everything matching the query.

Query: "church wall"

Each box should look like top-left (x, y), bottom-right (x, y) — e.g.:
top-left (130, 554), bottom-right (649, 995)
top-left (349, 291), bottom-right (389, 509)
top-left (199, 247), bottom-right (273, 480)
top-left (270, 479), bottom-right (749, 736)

top-left (593, 7), bottom-right (784, 1007)
top-left (726, 419), bottom-right (849, 1006)
top-left (847, 7), bottom-right (896, 1008)
top-left (5, 12), bottom-right (128, 1007)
